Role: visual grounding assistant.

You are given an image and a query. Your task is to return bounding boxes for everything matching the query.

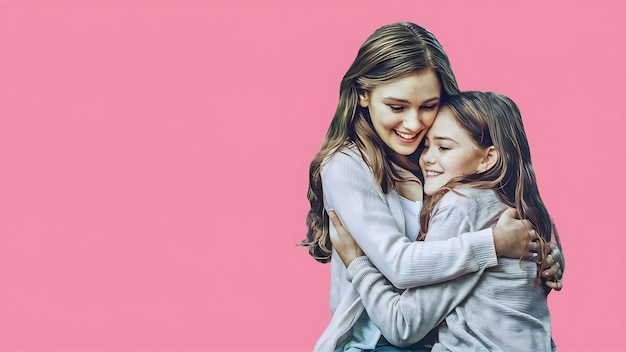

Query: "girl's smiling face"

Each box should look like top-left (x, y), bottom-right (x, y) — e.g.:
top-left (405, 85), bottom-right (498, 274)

top-left (419, 107), bottom-right (490, 195)
top-left (359, 69), bottom-right (441, 158)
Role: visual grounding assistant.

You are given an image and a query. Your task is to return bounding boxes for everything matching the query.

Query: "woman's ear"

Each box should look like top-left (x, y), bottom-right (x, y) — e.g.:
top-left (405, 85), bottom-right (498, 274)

top-left (358, 91), bottom-right (369, 108)
top-left (477, 146), bottom-right (498, 173)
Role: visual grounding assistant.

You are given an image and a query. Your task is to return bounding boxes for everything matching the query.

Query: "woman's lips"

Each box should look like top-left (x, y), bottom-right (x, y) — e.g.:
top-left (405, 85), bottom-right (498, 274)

top-left (394, 129), bottom-right (419, 142)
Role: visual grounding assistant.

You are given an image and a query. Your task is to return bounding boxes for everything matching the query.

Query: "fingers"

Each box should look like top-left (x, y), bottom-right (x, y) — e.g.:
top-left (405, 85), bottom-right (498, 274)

top-left (327, 209), bottom-right (343, 229)
top-left (525, 226), bottom-right (539, 259)
top-left (528, 239), bottom-right (539, 253)
top-left (542, 257), bottom-right (564, 292)
top-left (550, 244), bottom-right (565, 272)
top-left (327, 209), bottom-right (353, 242)
top-left (501, 207), bottom-right (519, 220)
top-left (525, 223), bottom-right (538, 239)
top-left (545, 280), bottom-right (563, 291)
top-left (540, 241), bottom-right (552, 258)
top-left (541, 261), bottom-right (561, 278)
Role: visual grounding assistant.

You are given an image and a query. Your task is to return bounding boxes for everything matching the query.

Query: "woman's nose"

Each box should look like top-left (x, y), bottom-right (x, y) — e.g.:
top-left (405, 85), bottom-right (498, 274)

top-left (403, 110), bottom-right (420, 132)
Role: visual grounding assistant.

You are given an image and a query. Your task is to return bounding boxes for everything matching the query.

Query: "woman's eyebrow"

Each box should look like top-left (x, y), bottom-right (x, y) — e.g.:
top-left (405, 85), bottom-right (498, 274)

top-left (383, 97), bottom-right (411, 103)
top-left (383, 97), bottom-right (440, 103)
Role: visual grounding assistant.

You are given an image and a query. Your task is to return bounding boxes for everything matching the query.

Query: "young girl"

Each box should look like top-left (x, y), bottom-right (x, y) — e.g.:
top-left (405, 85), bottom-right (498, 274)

top-left (331, 91), bottom-right (560, 351)
top-left (301, 22), bottom-right (563, 351)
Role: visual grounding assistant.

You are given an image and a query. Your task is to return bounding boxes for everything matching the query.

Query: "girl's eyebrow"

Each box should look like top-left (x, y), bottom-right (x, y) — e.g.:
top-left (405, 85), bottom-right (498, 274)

top-left (433, 136), bottom-right (458, 143)
top-left (383, 97), bottom-right (440, 104)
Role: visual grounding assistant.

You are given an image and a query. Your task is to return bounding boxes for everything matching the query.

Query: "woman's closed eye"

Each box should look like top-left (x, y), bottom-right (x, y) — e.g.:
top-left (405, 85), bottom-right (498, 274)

top-left (420, 104), bottom-right (438, 111)
top-left (388, 105), bottom-right (405, 112)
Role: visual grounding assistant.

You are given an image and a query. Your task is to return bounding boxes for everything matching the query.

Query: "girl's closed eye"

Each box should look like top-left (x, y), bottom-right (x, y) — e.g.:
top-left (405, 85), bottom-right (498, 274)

top-left (421, 104), bottom-right (438, 111)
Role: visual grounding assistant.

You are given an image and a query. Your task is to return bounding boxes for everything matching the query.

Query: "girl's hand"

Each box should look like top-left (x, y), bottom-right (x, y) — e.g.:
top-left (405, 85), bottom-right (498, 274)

top-left (493, 208), bottom-right (538, 258)
top-left (328, 209), bottom-right (365, 267)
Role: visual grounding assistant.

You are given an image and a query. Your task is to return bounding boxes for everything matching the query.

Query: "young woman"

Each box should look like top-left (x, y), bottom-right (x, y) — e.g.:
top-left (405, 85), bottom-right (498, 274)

top-left (330, 91), bottom-right (562, 351)
top-left (301, 22), bottom-right (563, 351)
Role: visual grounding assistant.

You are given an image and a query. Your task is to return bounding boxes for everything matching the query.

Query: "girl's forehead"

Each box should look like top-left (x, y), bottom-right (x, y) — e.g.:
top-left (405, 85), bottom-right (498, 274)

top-left (427, 109), bottom-right (464, 136)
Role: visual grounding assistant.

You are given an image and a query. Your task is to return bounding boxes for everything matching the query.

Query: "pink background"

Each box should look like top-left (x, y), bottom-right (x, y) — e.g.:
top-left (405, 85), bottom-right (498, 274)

top-left (1, 1), bottom-right (624, 351)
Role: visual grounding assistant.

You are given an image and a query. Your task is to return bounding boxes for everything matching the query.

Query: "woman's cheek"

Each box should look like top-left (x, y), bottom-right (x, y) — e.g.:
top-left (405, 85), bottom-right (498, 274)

top-left (419, 113), bottom-right (435, 131)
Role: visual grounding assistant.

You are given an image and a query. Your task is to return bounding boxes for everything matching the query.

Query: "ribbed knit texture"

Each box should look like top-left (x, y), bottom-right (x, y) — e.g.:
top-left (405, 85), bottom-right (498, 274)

top-left (346, 188), bottom-right (554, 352)
top-left (314, 146), bottom-right (498, 352)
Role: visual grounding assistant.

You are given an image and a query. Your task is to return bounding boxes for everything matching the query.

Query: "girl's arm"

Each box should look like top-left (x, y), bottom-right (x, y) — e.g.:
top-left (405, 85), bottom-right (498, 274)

top-left (321, 150), bottom-right (531, 289)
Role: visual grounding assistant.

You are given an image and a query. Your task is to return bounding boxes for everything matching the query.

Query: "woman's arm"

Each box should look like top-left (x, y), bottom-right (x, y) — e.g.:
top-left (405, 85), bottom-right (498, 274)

top-left (334, 201), bottom-right (487, 346)
top-left (321, 149), bottom-right (532, 289)
top-left (346, 257), bottom-right (483, 346)
top-left (329, 193), bottom-right (562, 346)
top-left (328, 213), bottom-right (564, 291)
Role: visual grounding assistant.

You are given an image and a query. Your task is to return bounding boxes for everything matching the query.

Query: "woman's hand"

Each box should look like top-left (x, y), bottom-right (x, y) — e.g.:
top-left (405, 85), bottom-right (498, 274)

top-left (541, 242), bottom-right (564, 291)
top-left (327, 209), bottom-right (365, 267)
top-left (493, 208), bottom-right (538, 258)
top-left (494, 208), bottom-right (565, 291)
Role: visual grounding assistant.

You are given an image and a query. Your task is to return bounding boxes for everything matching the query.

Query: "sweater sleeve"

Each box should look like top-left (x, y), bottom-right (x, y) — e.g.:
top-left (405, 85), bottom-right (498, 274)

top-left (345, 203), bottom-right (486, 346)
top-left (347, 257), bottom-right (484, 347)
top-left (321, 149), bottom-right (496, 289)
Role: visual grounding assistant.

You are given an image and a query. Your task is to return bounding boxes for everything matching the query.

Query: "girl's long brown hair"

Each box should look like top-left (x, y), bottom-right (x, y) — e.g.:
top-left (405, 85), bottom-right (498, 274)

top-left (419, 92), bottom-right (552, 272)
top-left (301, 22), bottom-right (460, 263)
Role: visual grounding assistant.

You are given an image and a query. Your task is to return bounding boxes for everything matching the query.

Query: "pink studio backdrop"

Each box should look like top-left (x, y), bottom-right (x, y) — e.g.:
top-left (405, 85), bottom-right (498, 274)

top-left (1, 1), bottom-right (624, 351)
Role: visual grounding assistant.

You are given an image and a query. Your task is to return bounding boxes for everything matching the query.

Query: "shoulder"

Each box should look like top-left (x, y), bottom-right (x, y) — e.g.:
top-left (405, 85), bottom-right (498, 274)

top-left (437, 188), bottom-right (503, 215)
top-left (321, 144), bottom-right (371, 175)
top-left (323, 144), bottom-right (361, 163)
top-left (437, 188), bottom-right (505, 224)
top-left (437, 188), bottom-right (490, 208)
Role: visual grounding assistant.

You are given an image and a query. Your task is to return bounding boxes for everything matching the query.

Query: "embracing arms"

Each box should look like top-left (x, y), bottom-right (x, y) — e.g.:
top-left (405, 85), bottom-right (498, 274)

top-left (329, 200), bottom-right (564, 346)
top-left (321, 149), bottom-right (535, 288)
top-left (331, 201), bottom-right (491, 346)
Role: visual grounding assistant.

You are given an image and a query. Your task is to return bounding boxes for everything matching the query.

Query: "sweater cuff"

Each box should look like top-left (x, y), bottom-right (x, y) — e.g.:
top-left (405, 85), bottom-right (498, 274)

top-left (471, 228), bottom-right (498, 269)
top-left (346, 256), bottom-right (372, 282)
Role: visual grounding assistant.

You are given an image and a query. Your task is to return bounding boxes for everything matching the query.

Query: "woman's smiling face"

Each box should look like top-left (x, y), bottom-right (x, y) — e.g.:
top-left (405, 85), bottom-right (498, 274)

top-left (359, 69), bottom-right (441, 157)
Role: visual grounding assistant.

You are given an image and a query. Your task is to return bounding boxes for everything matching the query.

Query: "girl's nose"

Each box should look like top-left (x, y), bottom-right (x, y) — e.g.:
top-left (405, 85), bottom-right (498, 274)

top-left (421, 147), bottom-right (435, 164)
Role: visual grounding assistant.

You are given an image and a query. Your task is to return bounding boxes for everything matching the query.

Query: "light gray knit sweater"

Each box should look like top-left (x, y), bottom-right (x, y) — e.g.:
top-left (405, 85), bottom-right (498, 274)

top-left (347, 188), bottom-right (554, 352)
top-left (314, 146), bottom-right (499, 351)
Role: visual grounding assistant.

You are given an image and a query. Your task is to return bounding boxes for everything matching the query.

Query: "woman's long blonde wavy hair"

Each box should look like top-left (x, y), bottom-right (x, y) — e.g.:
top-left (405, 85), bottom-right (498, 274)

top-left (419, 92), bottom-right (553, 272)
top-left (301, 22), bottom-right (460, 263)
